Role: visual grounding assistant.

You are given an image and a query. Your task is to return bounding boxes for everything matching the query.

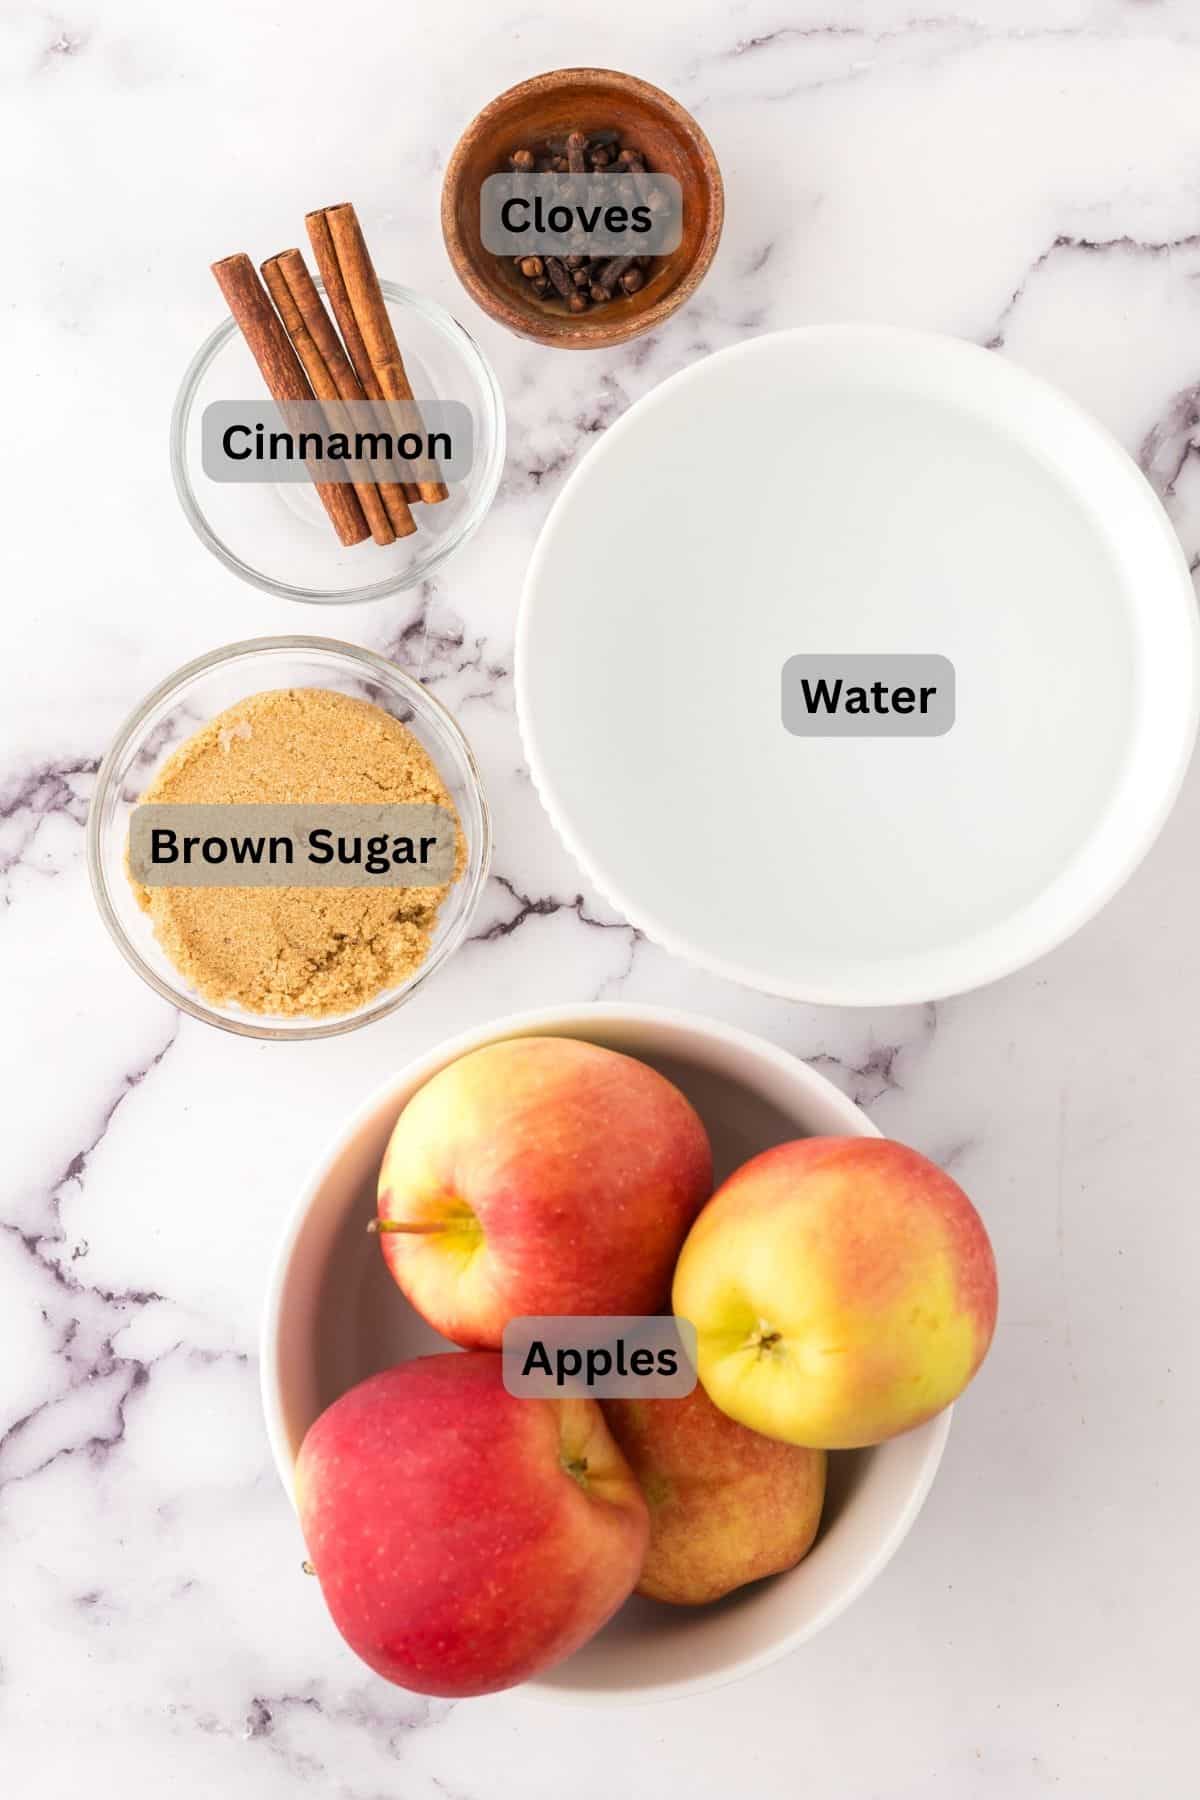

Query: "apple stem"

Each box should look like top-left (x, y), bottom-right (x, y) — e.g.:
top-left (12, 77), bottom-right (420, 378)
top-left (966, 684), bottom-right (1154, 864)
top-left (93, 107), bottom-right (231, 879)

top-left (744, 1318), bottom-right (783, 1357)
top-left (367, 1219), bottom-right (446, 1236)
top-left (301, 1561), bottom-right (316, 1577)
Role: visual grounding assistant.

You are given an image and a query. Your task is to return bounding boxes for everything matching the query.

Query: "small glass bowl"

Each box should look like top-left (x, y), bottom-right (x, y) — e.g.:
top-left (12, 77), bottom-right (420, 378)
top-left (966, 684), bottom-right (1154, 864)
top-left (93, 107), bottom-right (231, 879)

top-left (170, 283), bottom-right (505, 603)
top-left (87, 637), bottom-right (492, 1040)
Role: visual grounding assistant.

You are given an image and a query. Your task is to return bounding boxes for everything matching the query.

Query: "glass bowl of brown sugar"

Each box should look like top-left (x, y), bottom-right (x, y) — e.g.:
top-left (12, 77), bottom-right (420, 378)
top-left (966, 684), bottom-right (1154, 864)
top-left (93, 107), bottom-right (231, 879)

top-left (87, 637), bottom-right (492, 1040)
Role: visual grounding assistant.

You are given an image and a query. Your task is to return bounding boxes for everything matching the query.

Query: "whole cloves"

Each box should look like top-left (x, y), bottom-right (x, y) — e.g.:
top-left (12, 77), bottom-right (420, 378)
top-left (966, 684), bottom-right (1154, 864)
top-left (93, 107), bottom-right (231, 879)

top-left (500, 125), bottom-right (660, 317)
top-left (592, 254), bottom-right (635, 298)
top-left (543, 255), bottom-right (574, 301)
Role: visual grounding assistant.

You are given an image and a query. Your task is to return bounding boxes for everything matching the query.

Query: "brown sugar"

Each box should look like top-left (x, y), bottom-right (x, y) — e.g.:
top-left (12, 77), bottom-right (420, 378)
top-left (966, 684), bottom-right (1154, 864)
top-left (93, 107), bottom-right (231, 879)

top-left (130, 687), bottom-right (464, 1017)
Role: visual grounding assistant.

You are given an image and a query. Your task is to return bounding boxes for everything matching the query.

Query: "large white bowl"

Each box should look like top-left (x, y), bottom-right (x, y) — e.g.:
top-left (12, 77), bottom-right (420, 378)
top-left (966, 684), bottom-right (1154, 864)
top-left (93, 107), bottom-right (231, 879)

top-left (517, 327), bottom-right (1199, 1005)
top-left (260, 1003), bottom-right (951, 1704)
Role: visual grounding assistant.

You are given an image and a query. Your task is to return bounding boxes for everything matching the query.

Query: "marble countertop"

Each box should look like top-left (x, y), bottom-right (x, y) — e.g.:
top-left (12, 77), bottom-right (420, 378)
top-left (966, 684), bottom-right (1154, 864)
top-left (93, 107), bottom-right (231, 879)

top-left (4, 3), bottom-right (1199, 1794)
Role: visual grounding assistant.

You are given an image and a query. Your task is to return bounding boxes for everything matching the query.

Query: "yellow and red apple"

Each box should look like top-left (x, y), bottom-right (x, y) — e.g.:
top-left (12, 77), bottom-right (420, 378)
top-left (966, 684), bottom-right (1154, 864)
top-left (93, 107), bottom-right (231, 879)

top-left (296, 1353), bottom-right (649, 1697)
top-left (672, 1137), bottom-right (997, 1450)
top-left (375, 1036), bottom-right (713, 1348)
top-left (604, 1384), bottom-right (826, 1604)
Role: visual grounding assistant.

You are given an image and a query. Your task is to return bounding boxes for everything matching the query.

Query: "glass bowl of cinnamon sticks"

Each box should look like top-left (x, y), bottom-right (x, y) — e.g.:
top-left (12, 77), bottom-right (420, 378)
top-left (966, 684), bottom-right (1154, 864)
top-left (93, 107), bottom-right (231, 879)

top-left (172, 206), bottom-right (505, 604)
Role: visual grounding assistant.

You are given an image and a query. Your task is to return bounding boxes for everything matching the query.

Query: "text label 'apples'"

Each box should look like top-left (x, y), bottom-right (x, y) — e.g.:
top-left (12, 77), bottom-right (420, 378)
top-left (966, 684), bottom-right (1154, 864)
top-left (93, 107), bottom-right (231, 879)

top-left (503, 1314), bottom-right (698, 1397)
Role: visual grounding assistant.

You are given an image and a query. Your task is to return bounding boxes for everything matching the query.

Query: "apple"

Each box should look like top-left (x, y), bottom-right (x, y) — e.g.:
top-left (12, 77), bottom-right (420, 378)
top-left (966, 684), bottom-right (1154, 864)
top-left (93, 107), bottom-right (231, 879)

top-left (603, 1385), bottom-right (826, 1604)
top-left (672, 1137), bottom-right (997, 1450)
top-left (296, 1353), bottom-right (649, 1697)
top-left (375, 1036), bottom-right (712, 1348)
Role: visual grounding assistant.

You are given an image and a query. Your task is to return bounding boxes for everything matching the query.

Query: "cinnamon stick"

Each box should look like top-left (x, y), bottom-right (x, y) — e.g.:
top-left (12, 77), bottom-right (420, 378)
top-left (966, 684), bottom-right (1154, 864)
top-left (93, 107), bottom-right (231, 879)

top-left (304, 208), bottom-right (422, 507)
top-left (307, 203), bottom-right (449, 506)
top-left (210, 254), bottom-right (370, 549)
top-left (277, 257), bottom-right (418, 539)
top-left (261, 250), bottom-right (415, 543)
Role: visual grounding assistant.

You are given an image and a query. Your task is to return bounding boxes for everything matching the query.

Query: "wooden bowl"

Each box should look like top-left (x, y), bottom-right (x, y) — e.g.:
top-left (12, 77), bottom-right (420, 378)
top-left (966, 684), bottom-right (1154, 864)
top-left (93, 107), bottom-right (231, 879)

top-left (441, 68), bottom-right (724, 350)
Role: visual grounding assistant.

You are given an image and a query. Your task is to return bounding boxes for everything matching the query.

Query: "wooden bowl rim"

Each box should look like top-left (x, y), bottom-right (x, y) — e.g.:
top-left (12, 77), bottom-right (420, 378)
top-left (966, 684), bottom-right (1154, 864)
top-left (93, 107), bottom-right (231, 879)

top-left (441, 65), bottom-right (724, 349)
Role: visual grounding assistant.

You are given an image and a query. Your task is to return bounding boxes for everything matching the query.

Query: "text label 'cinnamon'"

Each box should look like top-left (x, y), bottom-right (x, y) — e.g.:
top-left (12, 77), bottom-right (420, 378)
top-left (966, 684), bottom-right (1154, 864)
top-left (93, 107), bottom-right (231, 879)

top-left (201, 399), bottom-right (473, 486)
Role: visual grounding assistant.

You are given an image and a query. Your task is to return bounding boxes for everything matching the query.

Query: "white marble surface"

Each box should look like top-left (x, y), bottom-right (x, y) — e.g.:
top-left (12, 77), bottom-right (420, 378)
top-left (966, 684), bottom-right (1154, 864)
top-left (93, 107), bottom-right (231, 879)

top-left (3, 3), bottom-right (1200, 1794)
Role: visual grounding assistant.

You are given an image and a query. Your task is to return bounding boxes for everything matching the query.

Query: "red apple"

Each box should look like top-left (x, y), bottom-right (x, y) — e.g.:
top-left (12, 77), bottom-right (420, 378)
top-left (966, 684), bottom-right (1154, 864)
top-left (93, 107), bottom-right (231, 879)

top-left (375, 1036), bottom-right (713, 1347)
top-left (296, 1353), bottom-right (650, 1697)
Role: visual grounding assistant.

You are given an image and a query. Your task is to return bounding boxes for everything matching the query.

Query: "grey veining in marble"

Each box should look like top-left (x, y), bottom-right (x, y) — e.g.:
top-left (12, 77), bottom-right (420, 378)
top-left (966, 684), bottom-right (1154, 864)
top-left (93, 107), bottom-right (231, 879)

top-left (3, 3), bottom-right (1199, 1795)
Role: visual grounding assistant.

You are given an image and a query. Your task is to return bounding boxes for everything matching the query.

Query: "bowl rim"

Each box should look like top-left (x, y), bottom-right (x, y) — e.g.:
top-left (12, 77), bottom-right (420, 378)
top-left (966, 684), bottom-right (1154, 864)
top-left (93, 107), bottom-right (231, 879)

top-left (515, 322), bottom-right (1200, 1005)
top-left (441, 66), bottom-right (725, 349)
top-left (85, 634), bottom-right (493, 1041)
top-left (258, 999), bottom-right (953, 1702)
top-left (170, 280), bottom-right (507, 604)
